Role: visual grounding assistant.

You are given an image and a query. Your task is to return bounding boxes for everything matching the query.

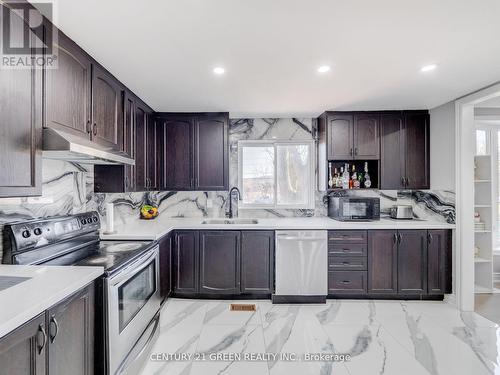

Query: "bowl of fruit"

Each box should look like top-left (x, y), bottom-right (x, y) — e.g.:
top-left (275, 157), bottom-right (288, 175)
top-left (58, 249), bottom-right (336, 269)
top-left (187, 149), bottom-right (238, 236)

top-left (140, 205), bottom-right (159, 220)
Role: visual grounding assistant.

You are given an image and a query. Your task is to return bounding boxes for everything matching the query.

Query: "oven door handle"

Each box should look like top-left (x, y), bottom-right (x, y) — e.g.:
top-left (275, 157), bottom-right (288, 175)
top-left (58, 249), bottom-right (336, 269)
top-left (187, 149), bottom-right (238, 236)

top-left (108, 246), bottom-right (159, 286)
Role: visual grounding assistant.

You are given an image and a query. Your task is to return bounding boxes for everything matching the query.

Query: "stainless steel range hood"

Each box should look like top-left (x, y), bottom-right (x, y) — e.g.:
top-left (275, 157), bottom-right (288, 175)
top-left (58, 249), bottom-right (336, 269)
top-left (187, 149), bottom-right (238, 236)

top-left (42, 128), bottom-right (135, 165)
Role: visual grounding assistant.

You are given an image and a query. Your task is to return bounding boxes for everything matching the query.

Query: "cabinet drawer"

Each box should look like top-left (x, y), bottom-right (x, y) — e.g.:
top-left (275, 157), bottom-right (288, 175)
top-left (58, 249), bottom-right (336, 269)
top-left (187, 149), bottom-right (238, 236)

top-left (328, 230), bottom-right (367, 243)
top-left (328, 271), bottom-right (367, 293)
top-left (329, 256), bottom-right (367, 271)
top-left (328, 243), bottom-right (367, 257)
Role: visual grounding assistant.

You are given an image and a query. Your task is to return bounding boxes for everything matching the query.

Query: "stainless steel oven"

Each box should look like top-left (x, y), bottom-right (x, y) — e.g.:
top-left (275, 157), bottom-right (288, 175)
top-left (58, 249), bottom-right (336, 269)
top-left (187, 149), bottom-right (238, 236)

top-left (106, 245), bottom-right (162, 375)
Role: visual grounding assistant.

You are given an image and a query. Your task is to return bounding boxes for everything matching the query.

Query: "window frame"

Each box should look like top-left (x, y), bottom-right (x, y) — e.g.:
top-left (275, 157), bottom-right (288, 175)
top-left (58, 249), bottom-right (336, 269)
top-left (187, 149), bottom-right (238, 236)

top-left (237, 139), bottom-right (316, 210)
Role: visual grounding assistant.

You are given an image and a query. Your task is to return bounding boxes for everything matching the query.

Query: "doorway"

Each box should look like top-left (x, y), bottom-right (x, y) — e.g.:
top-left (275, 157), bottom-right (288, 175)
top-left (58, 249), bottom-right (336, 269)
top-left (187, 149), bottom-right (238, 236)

top-left (456, 83), bottom-right (500, 313)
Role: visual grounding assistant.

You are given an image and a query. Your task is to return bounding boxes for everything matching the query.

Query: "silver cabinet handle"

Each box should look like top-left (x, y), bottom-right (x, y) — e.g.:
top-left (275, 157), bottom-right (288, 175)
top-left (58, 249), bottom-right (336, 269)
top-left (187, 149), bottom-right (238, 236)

top-left (37, 324), bottom-right (47, 354)
top-left (50, 315), bottom-right (59, 343)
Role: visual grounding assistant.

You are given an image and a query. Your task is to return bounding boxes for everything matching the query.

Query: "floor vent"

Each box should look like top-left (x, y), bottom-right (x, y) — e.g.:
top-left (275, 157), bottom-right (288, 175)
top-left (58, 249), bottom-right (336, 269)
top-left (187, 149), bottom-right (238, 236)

top-left (230, 303), bottom-right (256, 312)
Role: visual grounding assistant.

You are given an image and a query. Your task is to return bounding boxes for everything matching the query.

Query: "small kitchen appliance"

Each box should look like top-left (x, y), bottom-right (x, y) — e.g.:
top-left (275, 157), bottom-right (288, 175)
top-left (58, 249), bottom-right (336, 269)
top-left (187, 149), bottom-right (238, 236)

top-left (328, 196), bottom-right (380, 221)
top-left (389, 205), bottom-right (414, 220)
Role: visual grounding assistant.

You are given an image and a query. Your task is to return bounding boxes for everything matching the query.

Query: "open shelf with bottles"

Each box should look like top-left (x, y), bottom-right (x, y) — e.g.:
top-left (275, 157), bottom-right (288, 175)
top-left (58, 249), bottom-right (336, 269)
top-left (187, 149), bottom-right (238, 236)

top-left (327, 160), bottom-right (379, 190)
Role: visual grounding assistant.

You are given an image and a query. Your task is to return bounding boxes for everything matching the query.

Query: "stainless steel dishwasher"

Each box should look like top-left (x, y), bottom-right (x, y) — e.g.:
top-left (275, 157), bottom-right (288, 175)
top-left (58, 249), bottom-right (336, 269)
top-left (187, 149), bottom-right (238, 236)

top-left (273, 230), bottom-right (328, 303)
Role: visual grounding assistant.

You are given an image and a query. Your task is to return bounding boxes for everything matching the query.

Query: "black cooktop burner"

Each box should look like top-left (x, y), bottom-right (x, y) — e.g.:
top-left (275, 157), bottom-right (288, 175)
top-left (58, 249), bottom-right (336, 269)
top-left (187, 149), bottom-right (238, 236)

top-left (73, 240), bottom-right (154, 274)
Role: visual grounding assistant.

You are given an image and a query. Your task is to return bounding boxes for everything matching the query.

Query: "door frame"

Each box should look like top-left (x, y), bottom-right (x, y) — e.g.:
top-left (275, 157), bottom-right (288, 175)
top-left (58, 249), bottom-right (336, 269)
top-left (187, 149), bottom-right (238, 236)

top-left (455, 82), bottom-right (500, 311)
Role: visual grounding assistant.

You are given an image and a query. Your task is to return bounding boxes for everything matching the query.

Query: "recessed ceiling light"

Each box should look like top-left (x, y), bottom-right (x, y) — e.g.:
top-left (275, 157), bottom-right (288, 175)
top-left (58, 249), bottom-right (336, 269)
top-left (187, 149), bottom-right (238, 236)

top-left (420, 64), bottom-right (437, 72)
top-left (213, 67), bottom-right (225, 75)
top-left (317, 65), bottom-right (331, 73)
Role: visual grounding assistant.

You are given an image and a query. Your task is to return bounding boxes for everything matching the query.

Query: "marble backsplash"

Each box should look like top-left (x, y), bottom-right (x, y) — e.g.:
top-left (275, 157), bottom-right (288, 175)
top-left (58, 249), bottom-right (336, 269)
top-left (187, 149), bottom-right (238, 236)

top-left (0, 118), bottom-right (455, 261)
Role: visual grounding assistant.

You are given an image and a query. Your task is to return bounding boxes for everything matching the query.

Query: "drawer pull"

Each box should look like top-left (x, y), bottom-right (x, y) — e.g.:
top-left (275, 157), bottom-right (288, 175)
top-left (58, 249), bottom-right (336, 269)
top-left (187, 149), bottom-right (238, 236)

top-left (341, 280), bottom-right (351, 284)
top-left (342, 249), bottom-right (349, 252)
top-left (342, 261), bottom-right (350, 265)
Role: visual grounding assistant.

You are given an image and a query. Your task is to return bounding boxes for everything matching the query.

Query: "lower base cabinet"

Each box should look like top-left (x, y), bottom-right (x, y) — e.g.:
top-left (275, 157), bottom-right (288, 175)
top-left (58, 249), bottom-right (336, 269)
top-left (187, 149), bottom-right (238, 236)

top-left (159, 233), bottom-right (172, 299)
top-left (0, 283), bottom-right (95, 375)
top-left (173, 230), bottom-right (274, 296)
top-left (330, 229), bottom-right (451, 298)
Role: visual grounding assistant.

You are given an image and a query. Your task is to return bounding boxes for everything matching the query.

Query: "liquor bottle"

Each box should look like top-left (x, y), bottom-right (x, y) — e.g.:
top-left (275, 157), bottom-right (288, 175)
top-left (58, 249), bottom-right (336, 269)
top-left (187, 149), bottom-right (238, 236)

top-left (337, 167), bottom-right (344, 188)
top-left (353, 165), bottom-right (360, 189)
top-left (363, 162), bottom-right (371, 188)
top-left (333, 167), bottom-right (339, 188)
top-left (349, 165), bottom-right (355, 189)
top-left (342, 164), bottom-right (350, 189)
top-left (328, 163), bottom-right (334, 188)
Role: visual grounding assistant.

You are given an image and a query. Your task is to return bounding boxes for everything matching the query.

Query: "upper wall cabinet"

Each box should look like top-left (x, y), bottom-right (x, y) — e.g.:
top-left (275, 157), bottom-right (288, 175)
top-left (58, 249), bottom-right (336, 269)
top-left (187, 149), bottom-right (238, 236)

top-left (380, 111), bottom-right (429, 190)
top-left (91, 64), bottom-right (123, 150)
top-left (44, 31), bottom-right (91, 138)
top-left (158, 112), bottom-right (229, 191)
top-left (0, 3), bottom-right (42, 197)
top-left (322, 112), bottom-right (380, 160)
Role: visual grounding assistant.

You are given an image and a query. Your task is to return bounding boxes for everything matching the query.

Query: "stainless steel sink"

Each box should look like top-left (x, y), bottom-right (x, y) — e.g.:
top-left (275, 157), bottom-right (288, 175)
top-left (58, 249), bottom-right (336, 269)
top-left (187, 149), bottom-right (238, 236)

top-left (201, 218), bottom-right (259, 225)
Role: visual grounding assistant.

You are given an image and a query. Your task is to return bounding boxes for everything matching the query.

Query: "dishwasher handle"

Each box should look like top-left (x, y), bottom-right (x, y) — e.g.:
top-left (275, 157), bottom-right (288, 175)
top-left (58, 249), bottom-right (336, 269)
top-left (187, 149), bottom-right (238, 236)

top-left (277, 236), bottom-right (326, 241)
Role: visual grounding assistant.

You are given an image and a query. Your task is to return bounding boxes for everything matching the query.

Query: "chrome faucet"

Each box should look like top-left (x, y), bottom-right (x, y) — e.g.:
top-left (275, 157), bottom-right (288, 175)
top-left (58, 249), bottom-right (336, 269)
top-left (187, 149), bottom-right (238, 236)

top-left (226, 187), bottom-right (242, 218)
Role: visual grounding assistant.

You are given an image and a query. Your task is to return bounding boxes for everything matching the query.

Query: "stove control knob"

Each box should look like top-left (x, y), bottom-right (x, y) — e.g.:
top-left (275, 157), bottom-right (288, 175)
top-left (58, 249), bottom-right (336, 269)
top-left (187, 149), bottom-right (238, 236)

top-left (86, 218), bottom-right (93, 224)
top-left (33, 228), bottom-right (42, 236)
top-left (80, 219), bottom-right (86, 225)
top-left (22, 230), bottom-right (31, 238)
top-left (92, 216), bottom-right (98, 223)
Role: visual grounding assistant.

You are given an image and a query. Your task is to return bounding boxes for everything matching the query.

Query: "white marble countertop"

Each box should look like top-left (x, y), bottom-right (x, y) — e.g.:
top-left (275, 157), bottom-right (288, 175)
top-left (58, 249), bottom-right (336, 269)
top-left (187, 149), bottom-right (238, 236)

top-left (100, 216), bottom-right (455, 241)
top-left (0, 265), bottom-right (103, 338)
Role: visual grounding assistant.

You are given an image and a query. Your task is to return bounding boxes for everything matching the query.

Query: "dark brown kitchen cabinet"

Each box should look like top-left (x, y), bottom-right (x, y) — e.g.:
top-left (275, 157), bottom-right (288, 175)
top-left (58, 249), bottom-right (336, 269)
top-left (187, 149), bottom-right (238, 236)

top-left (380, 111), bottom-right (429, 189)
top-left (160, 112), bottom-right (229, 191)
top-left (156, 118), bottom-right (167, 190)
top-left (44, 30), bottom-right (92, 137)
top-left (326, 114), bottom-right (353, 160)
top-left (404, 111), bottom-right (430, 189)
top-left (0, 2), bottom-right (42, 197)
top-left (94, 90), bottom-right (136, 193)
top-left (134, 99), bottom-right (155, 191)
top-left (159, 234), bottom-right (172, 300)
top-left (397, 230), bottom-right (427, 294)
top-left (353, 114), bottom-right (380, 159)
top-left (0, 312), bottom-right (46, 375)
top-left (163, 117), bottom-right (193, 190)
top-left (199, 231), bottom-right (241, 294)
top-left (368, 230), bottom-right (398, 294)
top-left (91, 64), bottom-right (123, 150)
top-left (47, 284), bottom-right (95, 375)
top-left (380, 113), bottom-right (405, 189)
top-left (321, 112), bottom-right (379, 160)
top-left (173, 231), bottom-right (199, 293)
top-left (241, 231), bottom-right (275, 294)
top-left (194, 115), bottom-right (229, 190)
top-left (427, 229), bottom-right (452, 294)
top-left (0, 283), bottom-right (94, 375)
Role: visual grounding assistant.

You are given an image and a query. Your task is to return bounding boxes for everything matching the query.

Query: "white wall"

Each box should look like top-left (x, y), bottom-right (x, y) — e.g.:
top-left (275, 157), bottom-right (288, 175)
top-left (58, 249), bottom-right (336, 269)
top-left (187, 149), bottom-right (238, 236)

top-left (430, 101), bottom-right (456, 190)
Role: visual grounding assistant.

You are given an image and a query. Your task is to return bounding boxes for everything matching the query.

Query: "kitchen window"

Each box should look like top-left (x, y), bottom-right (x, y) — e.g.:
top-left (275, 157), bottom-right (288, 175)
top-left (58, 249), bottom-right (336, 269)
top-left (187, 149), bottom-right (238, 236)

top-left (238, 140), bottom-right (315, 209)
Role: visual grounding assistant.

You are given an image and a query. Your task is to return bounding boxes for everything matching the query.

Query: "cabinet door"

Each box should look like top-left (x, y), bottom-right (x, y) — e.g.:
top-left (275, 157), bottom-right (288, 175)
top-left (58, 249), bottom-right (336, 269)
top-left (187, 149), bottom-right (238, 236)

top-left (45, 31), bottom-right (91, 137)
top-left (404, 111), bottom-right (430, 189)
top-left (368, 230), bottom-right (397, 294)
top-left (353, 114), bottom-right (379, 159)
top-left (0, 313), bottom-right (46, 375)
top-left (146, 114), bottom-right (157, 190)
top-left (135, 105), bottom-right (148, 191)
top-left (199, 231), bottom-right (241, 294)
top-left (159, 234), bottom-right (172, 299)
top-left (241, 231), bottom-right (274, 294)
top-left (397, 230), bottom-right (427, 294)
top-left (194, 114), bottom-right (228, 190)
top-left (428, 229), bottom-right (452, 294)
top-left (380, 113), bottom-right (405, 189)
top-left (327, 114), bottom-right (353, 160)
top-left (165, 118), bottom-right (193, 190)
top-left (0, 3), bottom-right (42, 197)
top-left (155, 118), bottom-right (167, 190)
top-left (91, 64), bottom-right (123, 149)
top-left (123, 92), bottom-right (136, 192)
top-left (173, 231), bottom-right (199, 293)
top-left (47, 284), bottom-right (94, 375)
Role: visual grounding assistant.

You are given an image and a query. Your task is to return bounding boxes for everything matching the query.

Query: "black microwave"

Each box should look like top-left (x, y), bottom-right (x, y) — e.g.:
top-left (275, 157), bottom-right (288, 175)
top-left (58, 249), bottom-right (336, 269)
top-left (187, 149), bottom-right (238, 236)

top-left (328, 196), bottom-right (380, 221)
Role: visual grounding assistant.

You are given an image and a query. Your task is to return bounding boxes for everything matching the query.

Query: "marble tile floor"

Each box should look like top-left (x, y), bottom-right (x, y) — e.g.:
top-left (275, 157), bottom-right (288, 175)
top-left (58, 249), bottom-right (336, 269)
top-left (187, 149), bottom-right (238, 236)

top-left (139, 298), bottom-right (500, 375)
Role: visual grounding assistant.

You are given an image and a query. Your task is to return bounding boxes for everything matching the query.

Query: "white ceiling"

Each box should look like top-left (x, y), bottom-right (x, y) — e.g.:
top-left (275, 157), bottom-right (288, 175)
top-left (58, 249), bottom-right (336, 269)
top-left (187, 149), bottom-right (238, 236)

top-left (43, 0), bottom-right (500, 117)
